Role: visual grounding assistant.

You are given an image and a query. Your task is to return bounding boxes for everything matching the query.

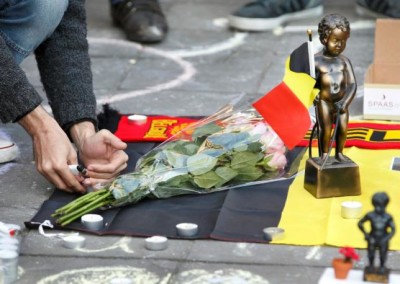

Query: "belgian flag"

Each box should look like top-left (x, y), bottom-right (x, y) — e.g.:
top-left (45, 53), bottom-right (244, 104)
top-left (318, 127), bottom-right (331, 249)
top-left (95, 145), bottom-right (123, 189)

top-left (253, 42), bottom-right (317, 149)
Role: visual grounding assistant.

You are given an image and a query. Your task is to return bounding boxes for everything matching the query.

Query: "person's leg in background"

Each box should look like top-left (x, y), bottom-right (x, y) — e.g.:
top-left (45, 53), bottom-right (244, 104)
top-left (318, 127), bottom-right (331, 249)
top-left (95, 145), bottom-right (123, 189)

top-left (110, 0), bottom-right (168, 44)
top-left (0, 0), bottom-right (68, 163)
top-left (228, 0), bottom-right (323, 31)
top-left (0, 0), bottom-right (68, 64)
top-left (356, 0), bottom-right (400, 18)
top-left (228, 0), bottom-right (400, 32)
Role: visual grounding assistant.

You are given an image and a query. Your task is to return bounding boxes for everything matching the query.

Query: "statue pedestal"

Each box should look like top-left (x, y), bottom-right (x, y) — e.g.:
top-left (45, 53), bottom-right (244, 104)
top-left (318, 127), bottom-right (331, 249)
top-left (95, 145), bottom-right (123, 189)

top-left (363, 267), bottom-right (390, 283)
top-left (304, 156), bottom-right (361, 198)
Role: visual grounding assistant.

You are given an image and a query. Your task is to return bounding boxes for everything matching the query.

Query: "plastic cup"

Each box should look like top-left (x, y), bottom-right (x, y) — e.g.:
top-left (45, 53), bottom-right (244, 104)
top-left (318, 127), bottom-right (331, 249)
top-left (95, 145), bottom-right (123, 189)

top-left (0, 238), bottom-right (19, 253)
top-left (0, 244), bottom-right (19, 253)
top-left (0, 250), bottom-right (18, 284)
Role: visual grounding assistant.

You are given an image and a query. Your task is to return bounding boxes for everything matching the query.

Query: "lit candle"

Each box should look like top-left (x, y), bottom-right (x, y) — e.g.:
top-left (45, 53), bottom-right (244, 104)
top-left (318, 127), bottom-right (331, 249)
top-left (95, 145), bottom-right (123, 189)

top-left (341, 201), bottom-right (362, 219)
top-left (127, 114), bottom-right (147, 125)
top-left (176, 223), bottom-right (198, 237)
top-left (81, 214), bottom-right (104, 231)
top-left (62, 235), bottom-right (86, 249)
top-left (263, 227), bottom-right (285, 241)
top-left (145, 236), bottom-right (168, 251)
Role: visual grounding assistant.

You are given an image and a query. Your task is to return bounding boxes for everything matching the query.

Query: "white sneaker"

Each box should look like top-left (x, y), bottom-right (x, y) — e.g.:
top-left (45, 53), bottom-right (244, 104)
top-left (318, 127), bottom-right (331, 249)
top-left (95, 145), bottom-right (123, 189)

top-left (0, 138), bottom-right (19, 163)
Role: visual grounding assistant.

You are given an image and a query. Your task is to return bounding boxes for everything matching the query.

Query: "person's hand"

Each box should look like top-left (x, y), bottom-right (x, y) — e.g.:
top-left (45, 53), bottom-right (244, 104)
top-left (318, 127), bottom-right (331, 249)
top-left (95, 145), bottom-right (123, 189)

top-left (70, 122), bottom-right (128, 187)
top-left (18, 106), bottom-right (86, 193)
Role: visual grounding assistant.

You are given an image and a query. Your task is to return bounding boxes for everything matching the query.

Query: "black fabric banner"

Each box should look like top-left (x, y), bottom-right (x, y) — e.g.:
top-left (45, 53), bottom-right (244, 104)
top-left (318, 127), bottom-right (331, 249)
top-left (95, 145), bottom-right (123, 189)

top-left (26, 142), bottom-right (301, 243)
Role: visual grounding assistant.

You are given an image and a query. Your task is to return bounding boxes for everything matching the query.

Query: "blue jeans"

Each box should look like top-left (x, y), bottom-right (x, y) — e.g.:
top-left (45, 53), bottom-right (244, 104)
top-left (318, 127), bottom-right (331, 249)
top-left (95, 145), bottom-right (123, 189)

top-left (0, 0), bottom-right (68, 64)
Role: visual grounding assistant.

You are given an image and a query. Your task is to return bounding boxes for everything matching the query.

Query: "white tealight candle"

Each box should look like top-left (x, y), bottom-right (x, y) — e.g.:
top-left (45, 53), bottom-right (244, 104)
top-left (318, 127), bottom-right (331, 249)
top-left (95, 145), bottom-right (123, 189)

top-left (263, 227), bottom-right (285, 241)
top-left (145, 236), bottom-right (168, 251)
top-left (127, 114), bottom-right (147, 125)
top-left (341, 201), bottom-right (362, 219)
top-left (62, 235), bottom-right (85, 249)
top-left (176, 223), bottom-right (198, 237)
top-left (81, 214), bottom-right (104, 231)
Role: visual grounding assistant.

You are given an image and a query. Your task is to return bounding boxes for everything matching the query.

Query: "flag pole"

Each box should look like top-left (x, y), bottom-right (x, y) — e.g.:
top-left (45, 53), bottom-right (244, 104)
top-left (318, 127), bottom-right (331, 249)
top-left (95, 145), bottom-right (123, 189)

top-left (307, 29), bottom-right (315, 78)
top-left (307, 29), bottom-right (322, 158)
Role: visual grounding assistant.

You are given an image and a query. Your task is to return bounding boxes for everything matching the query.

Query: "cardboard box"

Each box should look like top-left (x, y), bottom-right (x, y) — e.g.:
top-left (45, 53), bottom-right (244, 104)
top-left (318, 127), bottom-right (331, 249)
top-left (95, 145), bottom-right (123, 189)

top-left (363, 19), bottom-right (400, 120)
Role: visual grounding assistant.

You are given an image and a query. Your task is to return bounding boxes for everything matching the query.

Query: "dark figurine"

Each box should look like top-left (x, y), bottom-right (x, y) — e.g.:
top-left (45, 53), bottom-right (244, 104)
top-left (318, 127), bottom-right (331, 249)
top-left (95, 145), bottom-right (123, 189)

top-left (358, 192), bottom-right (395, 282)
top-left (315, 14), bottom-right (357, 162)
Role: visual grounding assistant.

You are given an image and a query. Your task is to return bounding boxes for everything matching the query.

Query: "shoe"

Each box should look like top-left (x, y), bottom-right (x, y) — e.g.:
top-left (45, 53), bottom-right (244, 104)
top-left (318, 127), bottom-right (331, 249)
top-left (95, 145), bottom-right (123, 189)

top-left (111, 0), bottom-right (168, 43)
top-left (356, 0), bottom-right (400, 18)
top-left (0, 138), bottom-right (18, 164)
top-left (229, 0), bottom-right (323, 31)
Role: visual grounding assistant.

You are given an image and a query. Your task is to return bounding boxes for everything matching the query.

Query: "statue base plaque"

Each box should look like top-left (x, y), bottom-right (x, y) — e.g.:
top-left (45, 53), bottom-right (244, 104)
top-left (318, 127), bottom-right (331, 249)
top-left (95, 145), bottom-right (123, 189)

top-left (363, 267), bottom-right (390, 283)
top-left (304, 156), bottom-right (361, 198)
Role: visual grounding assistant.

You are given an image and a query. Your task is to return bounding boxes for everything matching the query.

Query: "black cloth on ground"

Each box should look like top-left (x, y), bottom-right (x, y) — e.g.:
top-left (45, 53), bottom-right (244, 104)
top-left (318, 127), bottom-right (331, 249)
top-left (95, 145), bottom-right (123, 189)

top-left (26, 142), bottom-right (301, 243)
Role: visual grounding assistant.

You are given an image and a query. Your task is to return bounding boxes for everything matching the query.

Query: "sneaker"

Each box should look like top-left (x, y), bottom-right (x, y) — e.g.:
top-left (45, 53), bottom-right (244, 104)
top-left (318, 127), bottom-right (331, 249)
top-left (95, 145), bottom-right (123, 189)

top-left (229, 0), bottom-right (323, 31)
top-left (0, 138), bottom-right (18, 164)
top-left (356, 0), bottom-right (400, 18)
top-left (111, 0), bottom-right (168, 43)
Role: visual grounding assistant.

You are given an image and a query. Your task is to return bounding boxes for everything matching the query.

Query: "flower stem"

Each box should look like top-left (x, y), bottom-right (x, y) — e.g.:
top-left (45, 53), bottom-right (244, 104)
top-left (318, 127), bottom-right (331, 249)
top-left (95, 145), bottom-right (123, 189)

top-left (55, 190), bottom-right (113, 226)
top-left (53, 190), bottom-right (107, 216)
top-left (59, 200), bottom-right (111, 227)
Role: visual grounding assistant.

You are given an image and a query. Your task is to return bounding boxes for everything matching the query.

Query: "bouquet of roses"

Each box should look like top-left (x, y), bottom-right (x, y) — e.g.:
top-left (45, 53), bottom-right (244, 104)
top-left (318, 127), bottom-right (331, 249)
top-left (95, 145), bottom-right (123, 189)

top-left (53, 103), bottom-right (301, 226)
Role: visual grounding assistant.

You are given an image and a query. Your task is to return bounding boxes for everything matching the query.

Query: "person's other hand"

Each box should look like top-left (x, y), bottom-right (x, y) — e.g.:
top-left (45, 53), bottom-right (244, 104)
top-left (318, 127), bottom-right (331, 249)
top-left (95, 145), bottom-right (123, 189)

top-left (71, 123), bottom-right (128, 186)
top-left (19, 106), bottom-right (86, 193)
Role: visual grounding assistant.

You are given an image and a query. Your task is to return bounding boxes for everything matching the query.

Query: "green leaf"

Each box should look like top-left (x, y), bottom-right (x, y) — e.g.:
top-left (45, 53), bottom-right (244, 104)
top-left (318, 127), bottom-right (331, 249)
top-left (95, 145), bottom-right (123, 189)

top-left (231, 151), bottom-right (261, 169)
top-left (183, 143), bottom-right (199, 156)
top-left (111, 174), bottom-right (144, 199)
top-left (138, 149), bottom-right (162, 169)
top-left (160, 173), bottom-right (191, 187)
top-left (164, 150), bottom-right (188, 168)
top-left (200, 149), bottom-right (227, 157)
top-left (168, 141), bottom-right (199, 156)
top-left (233, 144), bottom-right (248, 152)
top-left (234, 166), bottom-right (264, 181)
top-left (257, 155), bottom-right (274, 171)
top-left (215, 167), bottom-right (238, 183)
top-left (247, 142), bottom-right (263, 153)
top-left (156, 168), bottom-right (189, 183)
top-left (194, 171), bottom-right (223, 189)
top-left (192, 123), bottom-right (223, 140)
top-left (187, 153), bottom-right (218, 175)
top-left (207, 132), bottom-right (250, 150)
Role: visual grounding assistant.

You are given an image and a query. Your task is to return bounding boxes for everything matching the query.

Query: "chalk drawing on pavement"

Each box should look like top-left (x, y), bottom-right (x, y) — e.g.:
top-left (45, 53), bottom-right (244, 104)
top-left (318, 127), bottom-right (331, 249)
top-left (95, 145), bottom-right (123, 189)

top-left (36, 267), bottom-right (269, 284)
top-left (76, 236), bottom-right (134, 254)
top-left (37, 266), bottom-right (160, 284)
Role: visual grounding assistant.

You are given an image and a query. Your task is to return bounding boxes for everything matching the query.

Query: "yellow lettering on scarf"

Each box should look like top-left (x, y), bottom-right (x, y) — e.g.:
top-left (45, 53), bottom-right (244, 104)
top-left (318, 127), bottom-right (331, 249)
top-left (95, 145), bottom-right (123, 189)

top-left (144, 119), bottom-right (177, 139)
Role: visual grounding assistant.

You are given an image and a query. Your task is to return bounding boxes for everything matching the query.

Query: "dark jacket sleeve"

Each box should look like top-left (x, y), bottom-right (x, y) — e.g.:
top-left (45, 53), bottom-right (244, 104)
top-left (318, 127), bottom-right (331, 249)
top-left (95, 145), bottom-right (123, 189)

top-left (0, 35), bottom-right (43, 123)
top-left (34, 0), bottom-right (97, 131)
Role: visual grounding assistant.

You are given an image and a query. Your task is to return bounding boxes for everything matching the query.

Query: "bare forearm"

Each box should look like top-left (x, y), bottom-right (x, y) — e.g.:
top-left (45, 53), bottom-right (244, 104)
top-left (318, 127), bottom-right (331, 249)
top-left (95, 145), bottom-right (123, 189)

top-left (18, 105), bottom-right (86, 192)
top-left (69, 121), bottom-right (97, 151)
top-left (18, 106), bottom-right (58, 137)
